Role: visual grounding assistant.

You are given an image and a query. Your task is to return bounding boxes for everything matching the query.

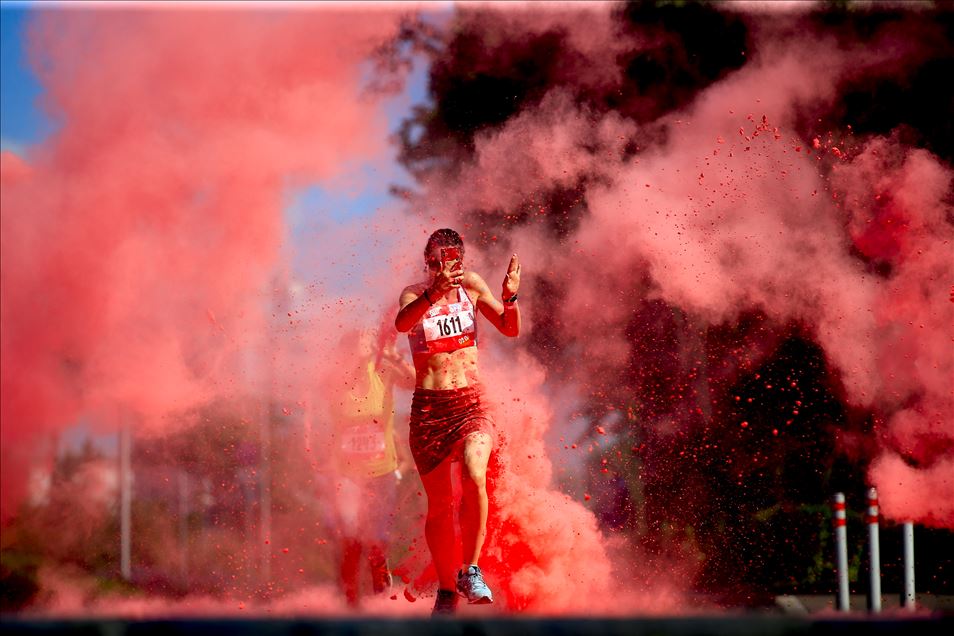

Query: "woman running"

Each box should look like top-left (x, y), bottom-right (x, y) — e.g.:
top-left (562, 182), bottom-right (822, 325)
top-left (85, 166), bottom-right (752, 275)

top-left (394, 228), bottom-right (521, 615)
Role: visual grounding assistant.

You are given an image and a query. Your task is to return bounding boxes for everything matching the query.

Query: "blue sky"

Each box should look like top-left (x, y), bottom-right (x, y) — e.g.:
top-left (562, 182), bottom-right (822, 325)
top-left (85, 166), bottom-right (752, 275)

top-left (0, 3), bottom-right (57, 151)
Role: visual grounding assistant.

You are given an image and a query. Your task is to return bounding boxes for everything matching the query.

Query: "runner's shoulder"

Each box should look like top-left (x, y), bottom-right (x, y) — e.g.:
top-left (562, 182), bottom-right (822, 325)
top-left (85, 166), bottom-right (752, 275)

top-left (464, 271), bottom-right (494, 301)
top-left (401, 282), bottom-right (428, 298)
top-left (462, 270), bottom-right (488, 289)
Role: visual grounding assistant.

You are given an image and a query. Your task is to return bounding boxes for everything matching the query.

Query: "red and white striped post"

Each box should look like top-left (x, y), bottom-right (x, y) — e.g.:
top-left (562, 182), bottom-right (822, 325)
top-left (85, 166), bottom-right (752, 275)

top-left (866, 487), bottom-right (882, 612)
top-left (902, 522), bottom-right (916, 610)
top-left (833, 492), bottom-right (850, 612)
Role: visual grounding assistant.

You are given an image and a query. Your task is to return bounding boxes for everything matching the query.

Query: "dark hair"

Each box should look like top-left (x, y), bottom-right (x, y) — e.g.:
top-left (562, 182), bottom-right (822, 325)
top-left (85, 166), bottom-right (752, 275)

top-left (424, 228), bottom-right (464, 260)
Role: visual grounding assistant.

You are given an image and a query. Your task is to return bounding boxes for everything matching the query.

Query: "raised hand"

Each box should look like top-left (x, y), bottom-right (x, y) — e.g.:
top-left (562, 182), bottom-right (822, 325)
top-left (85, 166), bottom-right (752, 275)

top-left (430, 258), bottom-right (464, 298)
top-left (502, 254), bottom-right (521, 299)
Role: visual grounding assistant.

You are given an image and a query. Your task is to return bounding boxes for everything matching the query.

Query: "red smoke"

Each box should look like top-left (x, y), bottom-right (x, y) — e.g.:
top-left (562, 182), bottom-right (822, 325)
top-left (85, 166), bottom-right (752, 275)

top-left (834, 138), bottom-right (954, 526)
top-left (2, 5), bottom-right (652, 615)
top-left (3, 1), bottom-right (952, 616)
top-left (1, 7), bottom-right (398, 521)
top-left (412, 3), bottom-right (953, 535)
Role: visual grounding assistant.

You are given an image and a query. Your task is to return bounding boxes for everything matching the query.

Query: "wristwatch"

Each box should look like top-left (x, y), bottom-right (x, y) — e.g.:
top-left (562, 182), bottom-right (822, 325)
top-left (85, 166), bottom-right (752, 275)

top-left (504, 293), bottom-right (518, 304)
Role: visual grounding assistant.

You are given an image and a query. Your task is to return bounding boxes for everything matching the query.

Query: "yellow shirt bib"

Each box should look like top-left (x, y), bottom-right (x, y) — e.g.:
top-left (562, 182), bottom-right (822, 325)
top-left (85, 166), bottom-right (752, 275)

top-left (334, 360), bottom-right (398, 478)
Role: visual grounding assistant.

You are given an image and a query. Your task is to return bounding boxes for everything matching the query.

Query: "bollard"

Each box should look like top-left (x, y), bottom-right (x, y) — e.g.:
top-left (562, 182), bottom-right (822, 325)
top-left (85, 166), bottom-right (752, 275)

top-left (833, 492), bottom-right (850, 612)
top-left (120, 425), bottom-right (132, 581)
top-left (902, 522), bottom-right (916, 611)
top-left (866, 487), bottom-right (881, 612)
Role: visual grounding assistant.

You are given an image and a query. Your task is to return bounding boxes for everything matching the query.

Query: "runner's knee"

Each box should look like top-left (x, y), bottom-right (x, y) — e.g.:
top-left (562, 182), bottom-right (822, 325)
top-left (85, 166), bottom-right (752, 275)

top-left (463, 460), bottom-right (487, 487)
top-left (463, 433), bottom-right (491, 485)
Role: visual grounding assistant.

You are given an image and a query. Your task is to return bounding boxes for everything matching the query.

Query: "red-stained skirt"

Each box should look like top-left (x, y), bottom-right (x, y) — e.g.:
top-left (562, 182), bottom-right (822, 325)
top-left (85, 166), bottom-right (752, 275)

top-left (409, 384), bottom-right (495, 476)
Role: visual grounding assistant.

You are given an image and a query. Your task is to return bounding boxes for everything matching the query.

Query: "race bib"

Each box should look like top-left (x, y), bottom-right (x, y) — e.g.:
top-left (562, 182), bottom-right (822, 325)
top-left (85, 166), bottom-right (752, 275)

top-left (408, 287), bottom-right (479, 355)
top-left (340, 424), bottom-right (386, 457)
top-left (422, 301), bottom-right (476, 353)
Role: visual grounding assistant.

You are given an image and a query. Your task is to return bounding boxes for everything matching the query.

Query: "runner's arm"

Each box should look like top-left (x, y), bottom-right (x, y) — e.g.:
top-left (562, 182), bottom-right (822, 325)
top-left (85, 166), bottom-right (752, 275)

top-left (395, 287), bottom-right (431, 332)
top-left (395, 260), bottom-right (462, 332)
top-left (380, 347), bottom-right (416, 389)
top-left (470, 271), bottom-right (520, 338)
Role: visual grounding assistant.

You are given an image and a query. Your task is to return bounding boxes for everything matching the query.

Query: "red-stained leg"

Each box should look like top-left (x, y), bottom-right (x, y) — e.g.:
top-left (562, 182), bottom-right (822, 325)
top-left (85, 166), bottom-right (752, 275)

top-left (460, 432), bottom-right (492, 567)
top-left (420, 454), bottom-right (460, 591)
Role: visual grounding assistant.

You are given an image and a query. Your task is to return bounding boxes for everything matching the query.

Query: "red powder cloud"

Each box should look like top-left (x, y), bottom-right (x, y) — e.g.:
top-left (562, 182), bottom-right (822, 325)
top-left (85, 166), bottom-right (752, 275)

top-left (4, 2), bottom-right (952, 615)
top-left (1, 7), bottom-right (402, 523)
top-left (3, 6), bottom-right (653, 614)
top-left (419, 7), bottom-right (953, 532)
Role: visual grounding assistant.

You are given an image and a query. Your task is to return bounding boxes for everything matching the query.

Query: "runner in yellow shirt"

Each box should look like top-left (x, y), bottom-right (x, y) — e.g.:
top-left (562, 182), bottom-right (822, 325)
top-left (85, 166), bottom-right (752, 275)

top-left (329, 325), bottom-right (414, 606)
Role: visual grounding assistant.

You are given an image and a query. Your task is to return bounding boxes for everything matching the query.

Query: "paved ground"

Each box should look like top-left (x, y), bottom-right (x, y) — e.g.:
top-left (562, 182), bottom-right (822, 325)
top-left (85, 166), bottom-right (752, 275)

top-left (774, 594), bottom-right (954, 614)
top-left (2, 615), bottom-right (951, 636)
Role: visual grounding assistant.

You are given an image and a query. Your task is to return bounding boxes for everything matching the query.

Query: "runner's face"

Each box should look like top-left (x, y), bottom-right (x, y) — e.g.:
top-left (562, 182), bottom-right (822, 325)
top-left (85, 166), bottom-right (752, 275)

top-left (425, 244), bottom-right (463, 273)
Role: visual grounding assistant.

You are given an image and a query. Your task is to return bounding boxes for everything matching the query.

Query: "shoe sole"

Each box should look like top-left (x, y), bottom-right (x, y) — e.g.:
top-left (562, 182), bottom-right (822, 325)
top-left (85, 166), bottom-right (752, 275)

top-left (457, 590), bottom-right (493, 605)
